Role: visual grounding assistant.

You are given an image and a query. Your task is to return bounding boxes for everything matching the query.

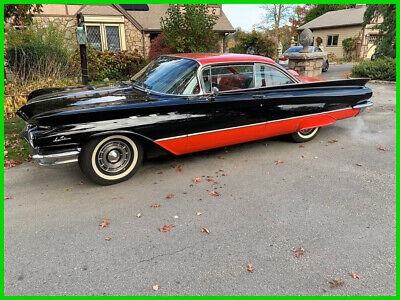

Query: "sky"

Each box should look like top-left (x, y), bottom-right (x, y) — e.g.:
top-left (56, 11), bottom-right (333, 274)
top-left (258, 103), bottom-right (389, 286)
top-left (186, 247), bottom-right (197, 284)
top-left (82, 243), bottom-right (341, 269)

top-left (222, 4), bottom-right (265, 32)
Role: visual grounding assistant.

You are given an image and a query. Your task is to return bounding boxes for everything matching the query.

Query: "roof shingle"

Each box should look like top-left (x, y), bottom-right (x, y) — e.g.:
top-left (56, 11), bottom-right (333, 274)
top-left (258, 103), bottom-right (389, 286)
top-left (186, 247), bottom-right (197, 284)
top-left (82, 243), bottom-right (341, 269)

top-left (298, 6), bottom-right (367, 30)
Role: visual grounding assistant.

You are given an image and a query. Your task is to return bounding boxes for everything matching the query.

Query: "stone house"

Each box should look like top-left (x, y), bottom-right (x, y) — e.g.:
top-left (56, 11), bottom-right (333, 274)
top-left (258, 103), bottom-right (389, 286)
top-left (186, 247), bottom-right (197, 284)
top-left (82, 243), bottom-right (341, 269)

top-left (31, 4), bottom-right (235, 58)
top-left (298, 5), bottom-right (380, 59)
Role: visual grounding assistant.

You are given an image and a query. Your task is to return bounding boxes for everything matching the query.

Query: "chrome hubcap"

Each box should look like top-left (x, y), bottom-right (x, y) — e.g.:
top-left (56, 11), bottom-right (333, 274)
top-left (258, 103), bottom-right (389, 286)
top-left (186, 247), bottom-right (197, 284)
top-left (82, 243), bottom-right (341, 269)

top-left (299, 128), bottom-right (314, 135)
top-left (97, 140), bottom-right (132, 173)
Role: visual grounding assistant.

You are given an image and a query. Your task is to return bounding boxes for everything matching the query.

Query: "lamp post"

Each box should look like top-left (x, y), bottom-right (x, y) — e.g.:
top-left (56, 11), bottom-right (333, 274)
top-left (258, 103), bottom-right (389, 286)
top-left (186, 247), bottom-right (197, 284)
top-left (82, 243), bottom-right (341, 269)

top-left (76, 13), bottom-right (88, 85)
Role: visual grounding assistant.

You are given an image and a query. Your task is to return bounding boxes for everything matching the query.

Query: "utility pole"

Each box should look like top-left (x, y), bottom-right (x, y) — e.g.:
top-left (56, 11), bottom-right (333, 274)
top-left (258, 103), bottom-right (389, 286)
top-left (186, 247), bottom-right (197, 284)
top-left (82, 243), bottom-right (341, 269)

top-left (76, 13), bottom-right (89, 85)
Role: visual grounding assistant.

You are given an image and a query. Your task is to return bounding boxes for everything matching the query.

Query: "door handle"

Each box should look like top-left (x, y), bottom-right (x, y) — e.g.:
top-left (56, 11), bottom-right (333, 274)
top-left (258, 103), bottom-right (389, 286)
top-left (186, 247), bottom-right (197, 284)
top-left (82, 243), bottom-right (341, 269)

top-left (252, 95), bottom-right (266, 99)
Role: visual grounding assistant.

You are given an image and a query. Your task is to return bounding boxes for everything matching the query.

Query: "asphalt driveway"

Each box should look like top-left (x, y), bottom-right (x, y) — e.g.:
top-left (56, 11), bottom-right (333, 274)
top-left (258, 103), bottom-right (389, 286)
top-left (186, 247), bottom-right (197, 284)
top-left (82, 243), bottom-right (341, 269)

top-left (4, 82), bottom-right (396, 296)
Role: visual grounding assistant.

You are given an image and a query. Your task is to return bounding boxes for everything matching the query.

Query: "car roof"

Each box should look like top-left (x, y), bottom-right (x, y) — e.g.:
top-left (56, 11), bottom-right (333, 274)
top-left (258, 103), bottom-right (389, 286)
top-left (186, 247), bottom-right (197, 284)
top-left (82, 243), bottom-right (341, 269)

top-left (166, 53), bottom-right (277, 66)
top-left (285, 46), bottom-right (317, 52)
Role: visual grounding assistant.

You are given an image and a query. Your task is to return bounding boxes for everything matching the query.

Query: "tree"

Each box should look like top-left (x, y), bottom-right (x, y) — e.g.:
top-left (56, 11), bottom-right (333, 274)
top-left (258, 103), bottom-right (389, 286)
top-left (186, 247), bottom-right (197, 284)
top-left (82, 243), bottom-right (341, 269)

top-left (4, 4), bottom-right (42, 27)
top-left (304, 4), bottom-right (356, 24)
top-left (261, 4), bottom-right (294, 44)
top-left (363, 4), bottom-right (396, 58)
top-left (160, 4), bottom-right (219, 53)
top-left (229, 29), bottom-right (276, 59)
top-left (289, 5), bottom-right (316, 36)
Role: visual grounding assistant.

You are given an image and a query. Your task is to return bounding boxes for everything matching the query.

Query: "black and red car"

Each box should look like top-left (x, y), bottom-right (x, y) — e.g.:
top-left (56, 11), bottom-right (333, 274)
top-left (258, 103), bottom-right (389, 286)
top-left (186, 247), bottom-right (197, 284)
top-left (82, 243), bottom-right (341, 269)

top-left (17, 53), bottom-right (373, 185)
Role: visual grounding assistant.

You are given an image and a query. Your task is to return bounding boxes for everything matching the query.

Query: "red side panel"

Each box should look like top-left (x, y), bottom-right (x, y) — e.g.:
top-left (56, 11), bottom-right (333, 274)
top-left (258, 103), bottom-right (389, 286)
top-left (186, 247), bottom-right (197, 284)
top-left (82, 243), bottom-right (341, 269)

top-left (154, 108), bottom-right (361, 155)
top-left (186, 123), bottom-right (266, 153)
top-left (154, 137), bottom-right (187, 155)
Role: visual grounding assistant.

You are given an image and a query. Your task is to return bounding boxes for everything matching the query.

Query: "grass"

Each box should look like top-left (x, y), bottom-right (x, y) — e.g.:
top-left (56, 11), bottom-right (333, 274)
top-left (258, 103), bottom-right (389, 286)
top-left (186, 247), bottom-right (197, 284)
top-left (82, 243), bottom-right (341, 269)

top-left (4, 117), bottom-right (30, 164)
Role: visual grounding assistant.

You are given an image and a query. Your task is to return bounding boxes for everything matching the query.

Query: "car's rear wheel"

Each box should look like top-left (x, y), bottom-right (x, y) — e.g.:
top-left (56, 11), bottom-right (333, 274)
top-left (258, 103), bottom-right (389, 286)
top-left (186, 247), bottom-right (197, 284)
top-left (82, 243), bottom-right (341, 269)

top-left (290, 127), bottom-right (320, 143)
top-left (79, 135), bottom-right (143, 185)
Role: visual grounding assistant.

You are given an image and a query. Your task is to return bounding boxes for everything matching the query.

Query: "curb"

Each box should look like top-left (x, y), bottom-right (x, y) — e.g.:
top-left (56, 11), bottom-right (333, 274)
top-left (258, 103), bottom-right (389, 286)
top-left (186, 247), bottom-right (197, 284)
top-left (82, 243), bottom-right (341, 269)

top-left (368, 80), bottom-right (396, 85)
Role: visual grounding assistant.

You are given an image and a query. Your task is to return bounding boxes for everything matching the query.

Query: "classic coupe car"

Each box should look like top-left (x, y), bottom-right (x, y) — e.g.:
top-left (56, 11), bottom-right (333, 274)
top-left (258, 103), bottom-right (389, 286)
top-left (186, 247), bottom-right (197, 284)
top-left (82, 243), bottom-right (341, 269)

top-left (17, 53), bottom-right (373, 185)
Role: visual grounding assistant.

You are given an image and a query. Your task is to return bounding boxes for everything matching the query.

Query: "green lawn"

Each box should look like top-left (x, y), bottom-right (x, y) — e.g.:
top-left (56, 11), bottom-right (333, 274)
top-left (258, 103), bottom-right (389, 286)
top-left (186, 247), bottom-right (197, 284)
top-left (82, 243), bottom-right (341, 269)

top-left (4, 117), bottom-right (30, 163)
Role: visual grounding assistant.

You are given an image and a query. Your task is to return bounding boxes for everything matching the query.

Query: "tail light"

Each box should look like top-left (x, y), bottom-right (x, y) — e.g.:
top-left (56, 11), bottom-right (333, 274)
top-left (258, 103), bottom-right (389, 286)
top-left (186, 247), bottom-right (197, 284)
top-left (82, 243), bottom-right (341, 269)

top-left (279, 57), bottom-right (287, 61)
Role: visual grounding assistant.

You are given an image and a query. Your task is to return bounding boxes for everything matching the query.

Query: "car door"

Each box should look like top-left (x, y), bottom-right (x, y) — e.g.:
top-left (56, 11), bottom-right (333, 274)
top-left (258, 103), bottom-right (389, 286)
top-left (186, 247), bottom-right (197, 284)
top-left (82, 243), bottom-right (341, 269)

top-left (186, 63), bottom-right (266, 152)
top-left (252, 63), bottom-right (336, 137)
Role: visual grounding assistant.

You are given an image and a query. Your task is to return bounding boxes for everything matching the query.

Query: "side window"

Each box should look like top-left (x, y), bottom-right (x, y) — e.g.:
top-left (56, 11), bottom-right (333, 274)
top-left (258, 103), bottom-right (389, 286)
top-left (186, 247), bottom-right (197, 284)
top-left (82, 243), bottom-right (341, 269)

top-left (204, 65), bottom-right (254, 92)
top-left (255, 64), bottom-right (294, 87)
top-left (202, 67), bottom-right (211, 93)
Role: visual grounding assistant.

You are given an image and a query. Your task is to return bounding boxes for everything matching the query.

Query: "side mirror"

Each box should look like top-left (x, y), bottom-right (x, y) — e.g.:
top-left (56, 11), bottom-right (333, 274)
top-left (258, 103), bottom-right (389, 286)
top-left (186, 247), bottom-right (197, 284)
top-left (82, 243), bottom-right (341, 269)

top-left (211, 86), bottom-right (219, 96)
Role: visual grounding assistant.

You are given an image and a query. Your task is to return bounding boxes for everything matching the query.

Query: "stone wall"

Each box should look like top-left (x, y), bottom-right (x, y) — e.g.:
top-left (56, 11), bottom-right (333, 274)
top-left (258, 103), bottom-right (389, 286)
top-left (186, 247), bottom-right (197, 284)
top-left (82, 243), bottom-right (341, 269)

top-left (33, 16), bottom-right (77, 48)
top-left (124, 19), bottom-right (147, 56)
top-left (288, 57), bottom-right (324, 77)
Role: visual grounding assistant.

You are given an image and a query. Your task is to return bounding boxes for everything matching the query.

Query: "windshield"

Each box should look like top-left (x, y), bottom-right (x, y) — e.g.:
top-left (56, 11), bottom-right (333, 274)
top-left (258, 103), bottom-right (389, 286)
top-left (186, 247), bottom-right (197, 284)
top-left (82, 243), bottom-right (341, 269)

top-left (131, 56), bottom-right (200, 95)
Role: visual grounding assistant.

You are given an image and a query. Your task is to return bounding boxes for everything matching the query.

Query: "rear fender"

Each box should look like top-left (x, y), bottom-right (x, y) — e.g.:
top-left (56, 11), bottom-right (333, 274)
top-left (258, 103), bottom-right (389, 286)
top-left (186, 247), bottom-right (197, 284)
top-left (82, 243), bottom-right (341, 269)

top-left (296, 115), bottom-right (336, 132)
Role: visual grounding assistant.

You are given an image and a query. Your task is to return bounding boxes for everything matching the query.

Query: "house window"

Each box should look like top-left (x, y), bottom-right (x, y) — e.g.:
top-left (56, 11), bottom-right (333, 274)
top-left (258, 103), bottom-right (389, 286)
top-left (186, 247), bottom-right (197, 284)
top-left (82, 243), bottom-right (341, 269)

top-left (86, 25), bottom-right (102, 51)
top-left (327, 35), bottom-right (339, 47)
top-left (105, 26), bottom-right (121, 52)
top-left (85, 23), bottom-right (124, 52)
top-left (368, 34), bottom-right (379, 44)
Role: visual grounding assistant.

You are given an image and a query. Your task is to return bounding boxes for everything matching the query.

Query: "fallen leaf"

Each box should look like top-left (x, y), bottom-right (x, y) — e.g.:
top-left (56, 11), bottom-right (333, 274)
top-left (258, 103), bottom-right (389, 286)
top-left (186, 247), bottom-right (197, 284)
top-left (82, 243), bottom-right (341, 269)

top-left (165, 193), bottom-right (174, 199)
top-left (301, 155), bottom-right (306, 158)
top-left (209, 190), bottom-right (221, 196)
top-left (196, 212), bottom-right (202, 216)
top-left (4, 150), bottom-right (8, 156)
top-left (152, 285), bottom-right (159, 291)
top-left (105, 237), bottom-right (112, 241)
top-left (222, 173), bottom-right (227, 176)
top-left (328, 139), bottom-right (338, 144)
top-left (78, 181), bottom-right (83, 185)
top-left (136, 213), bottom-right (142, 218)
top-left (4, 195), bottom-right (12, 200)
top-left (206, 177), bottom-right (215, 182)
top-left (159, 224), bottom-right (175, 232)
top-left (244, 160), bottom-right (248, 162)
top-left (4, 159), bottom-right (22, 169)
top-left (330, 280), bottom-right (343, 288)
top-left (218, 156), bottom-right (225, 159)
top-left (193, 177), bottom-right (201, 183)
top-left (292, 247), bottom-right (305, 258)
top-left (151, 204), bottom-right (159, 208)
top-left (201, 227), bottom-right (210, 233)
top-left (99, 218), bottom-right (109, 229)
top-left (276, 160), bottom-right (283, 164)
top-left (246, 264), bottom-right (254, 272)
top-left (157, 171), bottom-right (163, 174)
top-left (173, 164), bottom-right (183, 172)
top-left (356, 163), bottom-right (363, 167)
top-left (351, 271), bottom-right (361, 279)
top-left (378, 145), bottom-right (390, 151)
top-left (299, 145), bottom-right (305, 148)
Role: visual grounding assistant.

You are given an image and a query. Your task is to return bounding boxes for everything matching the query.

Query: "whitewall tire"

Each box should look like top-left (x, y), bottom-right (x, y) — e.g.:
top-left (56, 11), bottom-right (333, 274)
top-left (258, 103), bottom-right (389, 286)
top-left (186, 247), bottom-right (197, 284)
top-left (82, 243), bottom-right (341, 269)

top-left (291, 127), bottom-right (320, 143)
top-left (79, 135), bottom-right (143, 185)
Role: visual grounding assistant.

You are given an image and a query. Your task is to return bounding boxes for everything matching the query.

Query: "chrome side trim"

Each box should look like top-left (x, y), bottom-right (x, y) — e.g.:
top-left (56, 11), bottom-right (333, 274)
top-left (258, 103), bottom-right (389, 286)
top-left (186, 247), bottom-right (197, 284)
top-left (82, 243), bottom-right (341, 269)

top-left (155, 107), bottom-right (353, 142)
top-left (32, 149), bottom-right (81, 166)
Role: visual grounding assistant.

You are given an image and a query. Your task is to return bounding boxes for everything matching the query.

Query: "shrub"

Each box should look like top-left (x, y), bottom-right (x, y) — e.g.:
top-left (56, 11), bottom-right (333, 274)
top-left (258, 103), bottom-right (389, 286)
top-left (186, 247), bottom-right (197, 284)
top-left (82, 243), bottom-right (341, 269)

top-left (229, 30), bottom-right (276, 59)
top-left (148, 33), bottom-right (176, 61)
top-left (342, 37), bottom-right (358, 59)
top-left (5, 22), bottom-right (77, 81)
top-left (73, 47), bottom-right (145, 81)
top-left (351, 57), bottom-right (395, 81)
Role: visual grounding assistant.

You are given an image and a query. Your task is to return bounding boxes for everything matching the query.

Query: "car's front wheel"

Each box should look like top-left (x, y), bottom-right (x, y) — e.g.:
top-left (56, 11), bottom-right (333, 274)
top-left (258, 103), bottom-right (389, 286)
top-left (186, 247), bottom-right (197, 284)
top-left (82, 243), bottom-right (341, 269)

top-left (290, 127), bottom-right (320, 143)
top-left (79, 135), bottom-right (143, 185)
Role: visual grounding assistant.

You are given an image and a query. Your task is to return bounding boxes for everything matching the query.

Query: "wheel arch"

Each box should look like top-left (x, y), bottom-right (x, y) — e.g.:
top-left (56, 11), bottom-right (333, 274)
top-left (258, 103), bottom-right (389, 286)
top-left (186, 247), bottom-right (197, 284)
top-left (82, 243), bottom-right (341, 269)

top-left (86, 130), bottom-right (173, 157)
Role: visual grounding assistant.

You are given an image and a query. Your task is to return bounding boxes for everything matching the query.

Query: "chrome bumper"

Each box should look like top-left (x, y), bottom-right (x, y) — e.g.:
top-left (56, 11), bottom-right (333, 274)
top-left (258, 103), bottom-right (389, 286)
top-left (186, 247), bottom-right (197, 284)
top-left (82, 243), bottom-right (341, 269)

top-left (353, 101), bottom-right (373, 113)
top-left (32, 149), bottom-right (81, 166)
